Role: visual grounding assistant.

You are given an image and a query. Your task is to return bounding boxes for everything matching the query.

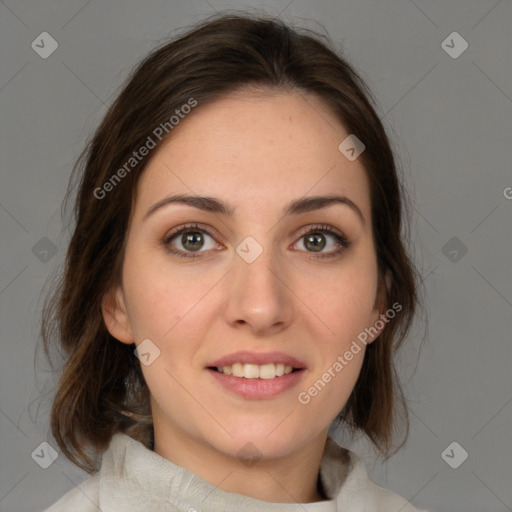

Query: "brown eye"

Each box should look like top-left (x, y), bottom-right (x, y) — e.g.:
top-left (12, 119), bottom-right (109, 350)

top-left (180, 231), bottom-right (205, 251)
top-left (294, 225), bottom-right (351, 259)
top-left (163, 223), bottom-right (218, 259)
top-left (303, 232), bottom-right (327, 252)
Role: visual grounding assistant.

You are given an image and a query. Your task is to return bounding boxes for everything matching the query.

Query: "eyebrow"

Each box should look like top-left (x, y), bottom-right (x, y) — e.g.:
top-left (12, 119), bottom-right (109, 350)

top-left (144, 193), bottom-right (365, 223)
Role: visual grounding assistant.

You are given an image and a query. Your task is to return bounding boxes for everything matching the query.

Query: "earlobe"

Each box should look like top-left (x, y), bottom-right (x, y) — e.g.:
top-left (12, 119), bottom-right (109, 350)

top-left (101, 285), bottom-right (134, 344)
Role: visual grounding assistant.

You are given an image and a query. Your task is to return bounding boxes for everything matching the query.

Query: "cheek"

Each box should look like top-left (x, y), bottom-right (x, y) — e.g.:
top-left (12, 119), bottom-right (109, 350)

top-left (336, 275), bottom-right (377, 326)
top-left (305, 261), bottom-right (379, 344)
top-left (304, 260), bottom-right (378, 409)
top-left (121, 250), bottom-right (187, 341)
top-left (121, 253), bottom-right (224, 377)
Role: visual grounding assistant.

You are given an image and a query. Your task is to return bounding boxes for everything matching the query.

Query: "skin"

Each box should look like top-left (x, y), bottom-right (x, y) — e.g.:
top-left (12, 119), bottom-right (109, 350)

top-left (102, 88), bottom-right (386, 503)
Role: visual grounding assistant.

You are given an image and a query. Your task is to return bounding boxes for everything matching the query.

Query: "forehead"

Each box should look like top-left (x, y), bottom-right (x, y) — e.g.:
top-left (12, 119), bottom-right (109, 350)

top-left (135, 89), bottom-right (371, 220)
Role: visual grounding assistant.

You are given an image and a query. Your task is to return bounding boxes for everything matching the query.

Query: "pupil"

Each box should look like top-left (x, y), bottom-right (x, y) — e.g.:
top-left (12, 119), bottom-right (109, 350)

top-left (306, 233), bottom-right (325, 252)
top-left (183, 232), bottom-right (203, 251)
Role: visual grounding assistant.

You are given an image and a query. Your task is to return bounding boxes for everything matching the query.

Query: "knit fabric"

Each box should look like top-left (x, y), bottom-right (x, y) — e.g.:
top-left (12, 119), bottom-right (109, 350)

top-left (42, 433), bottom-right (427, 512)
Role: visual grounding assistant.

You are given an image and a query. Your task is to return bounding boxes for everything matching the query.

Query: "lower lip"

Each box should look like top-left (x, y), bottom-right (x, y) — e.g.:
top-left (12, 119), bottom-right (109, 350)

top-left (207, 368), bottom-right (305, 399)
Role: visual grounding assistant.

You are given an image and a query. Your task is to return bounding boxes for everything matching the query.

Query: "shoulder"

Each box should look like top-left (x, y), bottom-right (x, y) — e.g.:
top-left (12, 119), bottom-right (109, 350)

top-left (39, 432), bottom-right (140, 512)
top-left (362, 476), bottom-right (429, 512)
top-left (41, 473), bottom-right (100, 512)
top-left (345, 453), bottom-right (432, 512)
top-left (323, 438), bottom-right (431, 512)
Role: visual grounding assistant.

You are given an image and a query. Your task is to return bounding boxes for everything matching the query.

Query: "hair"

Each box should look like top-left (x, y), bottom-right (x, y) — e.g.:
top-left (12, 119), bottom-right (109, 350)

top-left (41, 11), bottom-right (419, 473)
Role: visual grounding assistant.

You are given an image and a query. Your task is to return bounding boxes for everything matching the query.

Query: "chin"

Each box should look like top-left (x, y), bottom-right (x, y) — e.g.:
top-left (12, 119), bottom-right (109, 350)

top-left (206, 423), bottom-right (315, 462)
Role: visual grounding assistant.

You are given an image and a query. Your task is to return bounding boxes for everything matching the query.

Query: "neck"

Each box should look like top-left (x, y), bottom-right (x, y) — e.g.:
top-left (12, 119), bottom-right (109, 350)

top-left (152, 423), bottom-right (329, 503)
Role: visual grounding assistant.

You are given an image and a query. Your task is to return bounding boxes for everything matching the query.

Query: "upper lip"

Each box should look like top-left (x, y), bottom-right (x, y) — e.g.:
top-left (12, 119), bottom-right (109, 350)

top-left (207, 351), bottom-right (306, 369)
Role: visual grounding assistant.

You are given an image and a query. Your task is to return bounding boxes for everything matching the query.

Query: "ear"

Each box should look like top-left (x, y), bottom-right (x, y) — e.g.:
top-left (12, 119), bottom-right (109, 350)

top-left (101, 285), bottom-right (134, 344)
top-left (367, 270), bottom-right (392, 344)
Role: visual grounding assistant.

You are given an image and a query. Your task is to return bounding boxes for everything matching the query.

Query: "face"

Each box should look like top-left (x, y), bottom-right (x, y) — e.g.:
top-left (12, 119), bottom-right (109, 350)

top-left (103, 89), bottom-right (385, 462)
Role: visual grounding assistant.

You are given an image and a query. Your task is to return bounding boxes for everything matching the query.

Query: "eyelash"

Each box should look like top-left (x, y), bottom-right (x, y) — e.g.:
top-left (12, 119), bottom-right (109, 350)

top-left (163, 223), bottom-right (351, 260)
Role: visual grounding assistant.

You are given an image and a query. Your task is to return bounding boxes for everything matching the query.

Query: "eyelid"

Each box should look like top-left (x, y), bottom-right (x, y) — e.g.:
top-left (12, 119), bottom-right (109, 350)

top-left (163, 222), bottom-right (223, 244)
top-left (295, 224), bottom-right (348, 244)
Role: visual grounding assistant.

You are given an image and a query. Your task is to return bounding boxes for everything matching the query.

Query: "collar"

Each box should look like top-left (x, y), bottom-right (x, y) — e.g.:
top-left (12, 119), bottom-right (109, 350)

top-left (96, 432), bottom-right (420, 512)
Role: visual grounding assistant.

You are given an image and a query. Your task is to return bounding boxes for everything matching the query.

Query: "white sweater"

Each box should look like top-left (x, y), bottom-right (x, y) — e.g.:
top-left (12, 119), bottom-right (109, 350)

top-left (42, 433), bottom-right (429, 511)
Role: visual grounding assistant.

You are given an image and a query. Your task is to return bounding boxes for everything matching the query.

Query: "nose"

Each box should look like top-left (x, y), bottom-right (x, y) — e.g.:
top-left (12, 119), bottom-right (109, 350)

top-left (223, 241), bottom-right (294, 336)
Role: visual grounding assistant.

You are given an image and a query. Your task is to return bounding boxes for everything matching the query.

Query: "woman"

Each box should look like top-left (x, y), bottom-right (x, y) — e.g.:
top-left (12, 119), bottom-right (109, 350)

top-left (41, 12), bottom-right (428, 512)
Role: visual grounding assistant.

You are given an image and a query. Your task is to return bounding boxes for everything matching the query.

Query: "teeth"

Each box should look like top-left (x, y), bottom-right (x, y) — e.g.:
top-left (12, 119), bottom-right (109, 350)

top-left (232, 363), bottom-right (244, 377)
top-left (244, 364), bottom-right (260, 379)
top-left (259, 363), bottom-right (276, 380)
top-left (215, 363), bottom-right (296, 379)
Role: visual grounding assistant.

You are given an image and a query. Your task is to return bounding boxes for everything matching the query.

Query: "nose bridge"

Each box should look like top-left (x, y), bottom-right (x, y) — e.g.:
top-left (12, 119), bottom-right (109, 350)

top-left (224, 233), bottom-right (292, 331)
top-left (235, 234), bottom-right (282, 296)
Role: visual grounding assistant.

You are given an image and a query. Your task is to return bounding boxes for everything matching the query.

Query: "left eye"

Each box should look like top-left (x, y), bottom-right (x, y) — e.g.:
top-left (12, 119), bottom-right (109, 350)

top-left (290, 226), bottom-right (350, 258)
top-left (294, 228), bottom-right (349, 256)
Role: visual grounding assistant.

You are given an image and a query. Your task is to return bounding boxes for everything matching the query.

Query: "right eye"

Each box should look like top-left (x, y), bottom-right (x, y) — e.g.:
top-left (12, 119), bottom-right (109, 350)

top-left (163, 223), bottom-right (220, 259)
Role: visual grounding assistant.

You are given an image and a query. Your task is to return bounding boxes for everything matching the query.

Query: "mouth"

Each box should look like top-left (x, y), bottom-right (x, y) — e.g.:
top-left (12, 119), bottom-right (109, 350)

top-left (205, 352), bottom-right (306, 399)
top-left (205, 351), bottom-right (307, 400)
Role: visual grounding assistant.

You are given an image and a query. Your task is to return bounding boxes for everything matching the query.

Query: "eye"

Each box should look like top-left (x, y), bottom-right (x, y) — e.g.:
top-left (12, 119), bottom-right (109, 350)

top-left (293, 225), bottom-right (351, 259)
top-left (163, 223), bottom-right (351, 260)
top-left (163, 223), bottom-right (219, 259)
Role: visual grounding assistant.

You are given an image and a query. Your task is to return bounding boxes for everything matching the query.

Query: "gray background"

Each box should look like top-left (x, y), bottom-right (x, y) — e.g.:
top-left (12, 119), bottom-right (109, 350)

top-left (0, 1), bottom-right (511, 511)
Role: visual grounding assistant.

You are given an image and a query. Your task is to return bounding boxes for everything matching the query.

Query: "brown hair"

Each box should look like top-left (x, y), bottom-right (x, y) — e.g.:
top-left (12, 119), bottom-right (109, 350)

top-left (42, 12), bottom-right (419, 473)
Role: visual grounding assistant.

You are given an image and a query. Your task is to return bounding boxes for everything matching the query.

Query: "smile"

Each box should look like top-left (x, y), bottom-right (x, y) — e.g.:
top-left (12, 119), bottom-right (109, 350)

top-left (207, 366), bottom-right (305, 399)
